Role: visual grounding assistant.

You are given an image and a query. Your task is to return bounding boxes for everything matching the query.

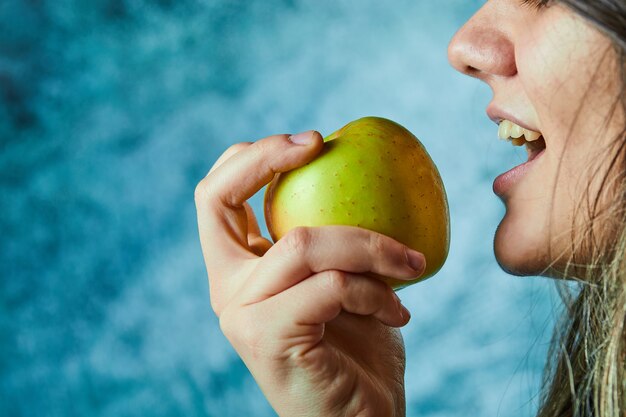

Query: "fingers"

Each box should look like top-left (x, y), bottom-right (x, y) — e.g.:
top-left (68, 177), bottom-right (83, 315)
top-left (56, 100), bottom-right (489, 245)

top-left (248, 235), bottom-right (273, 257)
top-left (244, 196), bottom-right (265, 240)
top-left (241, 225), bottom-right (426, 301)
top-left (208, 142), bottom-right (253, 175)
top-left (207, 142), bottom-right (268, 242)
top-left (200, 131), bottom-right (323, 211)
top-left (269, 271), bottom-right (410, 340)
top-left (208, 141), bottom-right (272, 251)
top-left (220, 271), bottom-right (410, 361)
top-left (195, 131), bottom-right (323, 272)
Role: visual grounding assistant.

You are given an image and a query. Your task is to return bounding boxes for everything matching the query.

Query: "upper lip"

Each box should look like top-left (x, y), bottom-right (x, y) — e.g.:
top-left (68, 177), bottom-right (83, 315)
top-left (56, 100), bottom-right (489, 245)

top-left (486, 105), bottom-right (541, 133)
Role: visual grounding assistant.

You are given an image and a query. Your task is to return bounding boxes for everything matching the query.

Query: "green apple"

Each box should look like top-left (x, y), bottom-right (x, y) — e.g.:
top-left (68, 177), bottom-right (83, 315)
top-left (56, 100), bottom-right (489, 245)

top-left (264, 116), bottom-right (450, 289)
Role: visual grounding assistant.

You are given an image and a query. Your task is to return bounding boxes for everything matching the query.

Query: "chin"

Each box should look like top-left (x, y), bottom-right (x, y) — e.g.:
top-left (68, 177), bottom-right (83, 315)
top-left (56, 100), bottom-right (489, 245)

top-left (493, 213), bottom-right (551, 277)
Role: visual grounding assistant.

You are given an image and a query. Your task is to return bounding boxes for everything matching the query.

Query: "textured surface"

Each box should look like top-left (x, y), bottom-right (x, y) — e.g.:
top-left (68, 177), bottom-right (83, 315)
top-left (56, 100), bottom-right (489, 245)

top-left (265, 117), bottom-right (449, 287)
top-left (2, 1), bottom-right (559, 416)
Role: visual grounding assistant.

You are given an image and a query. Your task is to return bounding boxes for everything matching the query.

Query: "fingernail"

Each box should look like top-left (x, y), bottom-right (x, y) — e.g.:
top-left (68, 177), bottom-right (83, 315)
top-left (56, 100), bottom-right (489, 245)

top-left (288, 131), bottom-right (314, 145)
top-left (405, 248), bottom-right (426, 275)
top-left (401, 305), bottom-right (411, 322)
top-left (393, 292), bottom-right (411, 322)
top-left (393, 292), bottom-right (403, 317)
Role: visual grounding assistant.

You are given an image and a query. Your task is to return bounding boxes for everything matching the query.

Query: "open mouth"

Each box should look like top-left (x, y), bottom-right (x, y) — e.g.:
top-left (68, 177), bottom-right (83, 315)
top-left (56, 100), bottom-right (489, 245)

top-left (497, 119), bottom-right (546, 162)
top-left (493, 119), bottom-right (547, 196)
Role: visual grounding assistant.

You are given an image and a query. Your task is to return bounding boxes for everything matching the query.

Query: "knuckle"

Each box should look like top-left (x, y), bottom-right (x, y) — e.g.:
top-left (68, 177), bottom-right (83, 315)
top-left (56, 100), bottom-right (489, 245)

top-left (368, 232), bottom-right (388, 257)
top-left (225, 142), bottom-right (251, 156)
top-left (209, 292), bottom-right (224, 316)
top-left (383, 283), bottom-right (396, 302)
top-left (218, 308), bottom-right (236, 340)
top-left (324, 270), bottom-right (349, 293)
top-left (255, 134), bottom-right (287, 152)
top-left (207, 279), bottom-right (227, 316)
top-left (194, 177), bottom-right (213, 205)
top-left (204, 141), bottom-right (252, 180)
top-left (216, 142), bottom-right (252, 168)
top-left (219, 309), bottom-right (266, 356)
top-left (249, 135), bottom-right (289, 165)
top-left (239, 321), bottom-right (263, 350)
top-left (250, 137), bottom-right (273, 157)
top-left (283, 226), bottom-right (312, 256)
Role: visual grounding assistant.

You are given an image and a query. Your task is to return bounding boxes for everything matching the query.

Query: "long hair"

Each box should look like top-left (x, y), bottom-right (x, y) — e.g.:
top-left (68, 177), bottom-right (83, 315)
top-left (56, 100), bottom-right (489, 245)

top-left (530, 1), bottom-right (626, 416)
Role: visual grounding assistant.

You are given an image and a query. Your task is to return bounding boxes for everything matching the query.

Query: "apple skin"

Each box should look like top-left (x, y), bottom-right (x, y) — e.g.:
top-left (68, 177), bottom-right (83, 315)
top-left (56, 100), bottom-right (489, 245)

top-left (264, 116), bottom-right (450, 289)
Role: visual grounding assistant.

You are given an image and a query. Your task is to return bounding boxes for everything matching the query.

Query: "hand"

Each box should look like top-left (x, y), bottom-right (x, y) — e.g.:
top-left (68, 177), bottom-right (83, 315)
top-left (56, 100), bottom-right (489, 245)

top-left (194, 131), bottom-right (425, 417)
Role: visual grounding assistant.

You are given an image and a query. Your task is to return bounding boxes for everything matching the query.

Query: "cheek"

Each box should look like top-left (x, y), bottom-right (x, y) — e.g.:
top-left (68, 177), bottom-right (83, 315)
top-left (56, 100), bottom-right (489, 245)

top-left (502, 9), bottom-right (621, 275)
top-left (517, 7), bottom-right (614, 140)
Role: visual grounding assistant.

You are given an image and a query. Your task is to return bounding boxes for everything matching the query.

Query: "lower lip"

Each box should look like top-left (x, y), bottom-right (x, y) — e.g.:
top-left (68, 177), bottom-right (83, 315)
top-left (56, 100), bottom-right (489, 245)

top-left (493, 149), bottom-right (545, 197)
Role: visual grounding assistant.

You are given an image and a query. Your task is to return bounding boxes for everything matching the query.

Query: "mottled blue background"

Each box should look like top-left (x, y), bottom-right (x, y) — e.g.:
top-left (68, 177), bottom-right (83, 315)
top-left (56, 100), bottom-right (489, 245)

top-left (2, 1), bottom-right (560, 416)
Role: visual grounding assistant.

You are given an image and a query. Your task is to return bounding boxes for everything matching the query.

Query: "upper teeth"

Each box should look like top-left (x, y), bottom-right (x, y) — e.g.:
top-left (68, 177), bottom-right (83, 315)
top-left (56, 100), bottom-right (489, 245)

top-left (498, 120), bottom-right (542, 146)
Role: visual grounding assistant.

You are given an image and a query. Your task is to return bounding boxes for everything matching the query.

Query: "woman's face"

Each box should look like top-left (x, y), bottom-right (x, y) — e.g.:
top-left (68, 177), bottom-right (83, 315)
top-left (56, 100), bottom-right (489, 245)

top-left (448, 0), bottom-right (624, 276)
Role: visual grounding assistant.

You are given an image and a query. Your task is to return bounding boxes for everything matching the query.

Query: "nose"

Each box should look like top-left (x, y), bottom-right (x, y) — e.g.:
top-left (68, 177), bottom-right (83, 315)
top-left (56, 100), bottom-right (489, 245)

top-left (447, 3), bottom-right (517, 82)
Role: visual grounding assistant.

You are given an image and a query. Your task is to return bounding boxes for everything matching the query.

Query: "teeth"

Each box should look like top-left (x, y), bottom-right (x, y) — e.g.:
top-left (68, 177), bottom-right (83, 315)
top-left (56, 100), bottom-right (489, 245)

top-left (498, 120), bottom-right (512, 140)
top-left (523, 129), bottom-right (541, 142)
top-left (511, 137), bottom-right (526, 146)
top-left (510, 124), bottom-right (524, 139)
top-left (497, 119), bottom-right (542, 144)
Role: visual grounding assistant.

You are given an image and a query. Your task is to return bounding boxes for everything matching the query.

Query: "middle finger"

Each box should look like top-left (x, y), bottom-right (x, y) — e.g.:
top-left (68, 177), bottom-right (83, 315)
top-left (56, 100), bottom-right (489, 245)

top-left (240, 225), bottom-right (426, 301)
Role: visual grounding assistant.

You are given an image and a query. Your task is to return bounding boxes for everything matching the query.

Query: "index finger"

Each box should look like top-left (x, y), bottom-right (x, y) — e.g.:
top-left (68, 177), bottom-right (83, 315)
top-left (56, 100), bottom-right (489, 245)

top-left (206, 142), bottom-right (265, 240)
top-left (208, 142), bottom-right (253, 175)
top-left (194, 131), bottom-right (323, 276)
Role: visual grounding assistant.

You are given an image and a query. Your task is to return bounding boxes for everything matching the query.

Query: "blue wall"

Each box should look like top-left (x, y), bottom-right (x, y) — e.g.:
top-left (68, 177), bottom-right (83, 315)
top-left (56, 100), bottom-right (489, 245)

top-left (1, 1), bottom-right (558, 416)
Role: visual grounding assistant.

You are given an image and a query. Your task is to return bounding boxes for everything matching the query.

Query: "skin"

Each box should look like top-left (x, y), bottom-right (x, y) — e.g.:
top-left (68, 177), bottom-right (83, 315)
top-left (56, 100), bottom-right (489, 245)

top-left (195, 134), bottom-right (413, 416)
top-left (195, 1), bottom-right (622, 415)
top-left (449, 0), bottom-right (623, 277)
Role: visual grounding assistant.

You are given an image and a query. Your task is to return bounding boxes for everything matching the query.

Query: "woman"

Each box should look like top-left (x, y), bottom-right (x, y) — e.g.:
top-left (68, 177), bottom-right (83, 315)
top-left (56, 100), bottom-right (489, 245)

top-left (194, 0), bottom-right (625, 415)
